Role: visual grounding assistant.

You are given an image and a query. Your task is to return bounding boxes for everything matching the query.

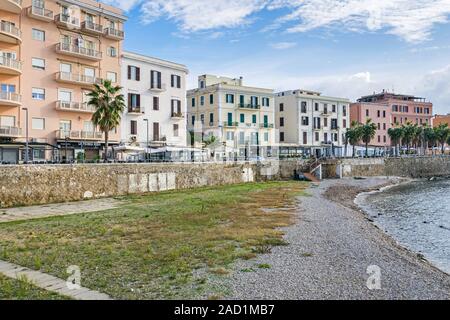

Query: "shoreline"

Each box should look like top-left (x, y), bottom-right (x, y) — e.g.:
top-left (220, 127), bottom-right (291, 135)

top-left (227, 177), bottom-right (450, 300)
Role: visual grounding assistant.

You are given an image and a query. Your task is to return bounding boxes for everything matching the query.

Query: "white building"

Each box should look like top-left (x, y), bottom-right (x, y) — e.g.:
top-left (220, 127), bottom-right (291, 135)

top-left (120, 51), bottom-right (188, 152)
top-left (275, 90), bottom-right (350, 158)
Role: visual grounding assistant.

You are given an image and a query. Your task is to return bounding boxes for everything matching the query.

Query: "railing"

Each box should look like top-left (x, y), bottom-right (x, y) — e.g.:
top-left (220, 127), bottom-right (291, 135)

top-left (128, 107), bottom-right (141, 114)
top-left (149, 83), bottom-right (167, 91)
top-left (0, 126), bottom-right (20, 137)
top-left (55, 14), bottom-right (80, 27)
top-left (82, 21), bottom-right (103, 33)
top-left (238, 103), bottom-right (260, 110)
top-left (0, 21), bottom-right (21, 39)
top-left (223, 121), bottom-right (239, 127)
top-left (56, 100), bottom-right (96, 113)
top-left (0, 91), bottom-right (21, 103)
top-left (28, 5), bottom-right (53, 19)
top-left (56, 71), bottom-right (99, 85)
top-left (104, 27), bottom-right (124, 39)
top-left (171, 112), bottom-right (184, 118)
top-left (0, 57), bottom-right (21, 71)
top-left (260, 123), bottom-right (274, 128)
top-left (56, 43), bottom-right (102, 59)
top-left (57, 130), bottom-right (103, 140)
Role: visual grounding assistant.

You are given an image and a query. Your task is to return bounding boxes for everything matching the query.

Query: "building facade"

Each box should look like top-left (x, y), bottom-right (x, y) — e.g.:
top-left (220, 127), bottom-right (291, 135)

top-left (275, 89), bottom-right (350, 157)
top-left (120, 51), bottom-right (188, 151)
top-left (351, 91), bottom-right (433, 148)
top-left (187, 75), bottom-right (276, 160)
top-left (0, 0), bottom-right (126, 163)
top-left (432, 114), bottom-right (450, 128)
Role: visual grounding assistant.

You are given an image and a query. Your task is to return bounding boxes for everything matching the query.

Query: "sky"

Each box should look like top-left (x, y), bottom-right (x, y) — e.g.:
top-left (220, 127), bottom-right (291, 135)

top-left (104, 0), bottom-right (450, 114)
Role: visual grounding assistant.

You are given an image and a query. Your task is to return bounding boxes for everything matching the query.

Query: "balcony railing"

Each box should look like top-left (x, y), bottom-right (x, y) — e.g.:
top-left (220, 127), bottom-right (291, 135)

top-left (128, 107), bottom-right (142, 114)
top-left (27, 5), bottom-right (54, 21)
top-left (56, 43), bottom-right (102, 60)
top-left (0, 126), bottom-right (21, 137)
top-left (104, 27), bottom-right (124, 39)
top-left (238, 103), bottom-right (261, 110)
top-left (223, 121), bottom-right (239, 127)
top-left (55, 14), bottom-right (80, 28)
top-left (0, 91), bottom-right (21, 105)
top-left (0, 21), bottom-right (22, 43)
top-left (0, 57), bottom-right (22, 74)
top-left (57, 130), bottom-right (103, 140)
top-left (149, 83), bottom-right (167, 92)
top-left (81, 21), bottom-right (103, 34)
top-left (260, 123), bottom-right (274, 128)
top-left (55, 72), bottom-right (100, 85)
top-left (56, 101), bottom-right (96, 113)
top-left (171, 112), bottom-right (184, 119)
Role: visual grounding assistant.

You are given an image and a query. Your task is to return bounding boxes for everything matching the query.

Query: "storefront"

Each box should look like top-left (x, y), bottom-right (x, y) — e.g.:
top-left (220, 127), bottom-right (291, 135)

top-left (0, 142), bottom-right (58, 164)
top-left (56, 139), bottom-right (119, 163)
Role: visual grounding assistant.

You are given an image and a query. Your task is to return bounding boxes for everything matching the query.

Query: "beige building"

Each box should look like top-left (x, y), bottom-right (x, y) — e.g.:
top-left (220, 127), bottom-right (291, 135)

top-left (187, 75), bottom-right (276, 160)
top-left (275, 89), bottom-right (350, 157)
top-left (0, 0), bottom-right (126, 163)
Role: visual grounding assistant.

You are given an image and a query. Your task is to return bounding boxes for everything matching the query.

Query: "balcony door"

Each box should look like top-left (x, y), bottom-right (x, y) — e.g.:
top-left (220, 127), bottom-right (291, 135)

top-left (0, 84), bottom-right (15, 93)
top-left (84, 67), bottom-right (95, 81)
top-left (83, 121), bottom-right (94, 133)
top-left (58, 89), bottom-right (72, 102)
top-left (0, 115), bottom-right (15, 127)
top-left (153, 122), bottom-right (159, 141)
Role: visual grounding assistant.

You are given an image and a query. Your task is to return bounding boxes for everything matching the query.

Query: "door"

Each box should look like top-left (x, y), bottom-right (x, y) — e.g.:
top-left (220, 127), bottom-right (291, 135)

top-left (83, 121), bottom-right (94, 133)
top-left (84, 67), bottom-right (95, 82)
top-left (1, 149), bottom-right (18, 164)
top-left (59, 120), bottom-right (71, 137)
top-left (0, 115), bottom-right (15, 128)
top-left (58, 90), bottom-right (72, 102)
top-left (227, 113), bottom-right (232, 126)
top-left (153, 122), bottom-right (159, 141)
top-left (263, 115), bottom-right (268, 127)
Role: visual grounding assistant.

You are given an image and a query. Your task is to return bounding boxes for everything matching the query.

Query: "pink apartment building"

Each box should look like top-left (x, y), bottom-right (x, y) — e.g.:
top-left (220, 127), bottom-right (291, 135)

top-left (0, 0), bottom-right (126, 163)
top-left (350, 91), bottom-right (433, 147)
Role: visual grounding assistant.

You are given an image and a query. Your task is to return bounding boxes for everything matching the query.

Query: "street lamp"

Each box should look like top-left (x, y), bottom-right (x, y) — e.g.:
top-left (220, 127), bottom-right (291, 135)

top-left (22, 108), bottom-right (29, 164)
top-left (143, 119), bottom-right (149, 161)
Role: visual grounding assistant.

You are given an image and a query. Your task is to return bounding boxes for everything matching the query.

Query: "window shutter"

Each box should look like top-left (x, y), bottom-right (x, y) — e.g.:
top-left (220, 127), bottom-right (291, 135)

top-left (150, 71), bottom-right (154, 87)
top-left (136, 94), bottom-right (140, 107)
top-left (136, 67), bottom-right (140, 81)
top-left (171, 100), bottom-right (174, 114)
top-left (127, 93), bottom-right (131, 108)
top-left (157, 72), bottom-right (161, 88)
top-left (127, 66), bottom-right (131, 80)
top-left (171, 75), bottom-right (174, 88)
top-left (177, 100), bottom-right (181, 113)
top-left (177, 76), bottom-right (181, 88)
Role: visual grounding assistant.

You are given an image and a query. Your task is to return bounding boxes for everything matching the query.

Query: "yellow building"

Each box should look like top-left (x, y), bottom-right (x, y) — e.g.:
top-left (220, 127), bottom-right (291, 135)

top-left (187, 75), bottom-right (276, 160)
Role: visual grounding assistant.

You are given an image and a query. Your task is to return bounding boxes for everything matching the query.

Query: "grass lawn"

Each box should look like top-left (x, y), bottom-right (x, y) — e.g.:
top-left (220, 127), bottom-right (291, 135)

top-left (0, 181), bottom-right (307, 299)
top-left (0, 274), bottom-right (68, 300)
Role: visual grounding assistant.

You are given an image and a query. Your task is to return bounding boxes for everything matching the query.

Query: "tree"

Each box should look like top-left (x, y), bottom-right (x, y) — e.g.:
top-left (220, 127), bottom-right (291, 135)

top-left (401, 122), bottom-right (416, 154)
top-left (88, 79), bottom-right (125, 162)
top-left (434, 123), bottom-right (450, 155)
top-left (360, 119), bottom-right (377, 157)
top-left (388, 125), bottom-right (403, 157)
top-left (423, 126), bottom-right (436, 155)
top-left (347, 121), bottom-right (363, 158)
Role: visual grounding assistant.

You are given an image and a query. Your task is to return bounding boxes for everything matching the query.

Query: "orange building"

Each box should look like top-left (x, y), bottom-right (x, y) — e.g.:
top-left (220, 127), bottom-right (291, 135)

top-left (432, 114), bottom-right (450, 127)
top-left (0, 0), bottom-right (126, 163)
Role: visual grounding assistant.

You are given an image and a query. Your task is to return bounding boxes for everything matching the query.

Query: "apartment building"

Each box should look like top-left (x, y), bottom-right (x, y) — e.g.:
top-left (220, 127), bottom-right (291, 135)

top-left (120, 51), bottom-right (188, 151)
top-left (275, 89), bottom-right (350, 157)
top-left (351, 91), bottom-right (433, 147)
top-left (0, 0), bottom-right (126, 163)
top-left (432, 114), bottom-right (450, 128)
top-left (187, 75), bottom-right (276, 160)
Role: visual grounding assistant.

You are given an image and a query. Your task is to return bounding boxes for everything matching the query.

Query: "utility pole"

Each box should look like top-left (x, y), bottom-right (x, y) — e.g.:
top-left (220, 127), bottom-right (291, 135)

top-left (22, 108), bottom-right (29, 164)
top-left (143, 119), bottom-right (149, 161)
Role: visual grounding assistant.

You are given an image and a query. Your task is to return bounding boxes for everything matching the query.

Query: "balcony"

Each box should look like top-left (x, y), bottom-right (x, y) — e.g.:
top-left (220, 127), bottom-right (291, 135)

top-left (0, 57), bottom-right (22, 75)
top-left (321, 111), bottom-right (331, 116)
top-left (104, 27), bottom-right (124, 40)
top-left (0, 126), bottom-right (21, 138)
top-left (260, 123), bottom-right (274, 129)
top-left (55, 72), bottom-right (100, 86)
top-left (81, 21), bottom-right (104, 36)
top-left (0, 0), bottom-right (22, 14)
top-left (55, 101), bottom-right (96, 113)
top-left (149, 83), bottom-right (167, 92)
top-left (127, 107), bottom-right (142, 115)
top-left (55, 14), bottom-right (80, 29)
top-left (238, 103), bottom-right (261, 110)
top-left (55, 43), bottom-right (102, 61)
top-left (0, 21), bottom-right (21, 44)
top-left (27, 6), bottom-right (54, 22)
top-left (57, 130), bottom-right (103, 141)
top-left (0, 91), bottom-right (21, 107)
top-left (223, 121), bottom-right (239, 127)
top-left (171, 112), bottom-right (184, 120)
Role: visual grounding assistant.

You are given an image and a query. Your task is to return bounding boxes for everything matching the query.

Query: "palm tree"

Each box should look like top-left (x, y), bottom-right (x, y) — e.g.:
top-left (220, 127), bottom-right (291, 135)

top-left (434, 123), bottom-right (450, 155)
top-left (412, 124), bottom-right (423, 155)
top-left (347, 121), bottom-right (363, 158)
top-left (401, 122), bottom-right (416, 154)
top-left (88, 79), bottom-right (125, 162)
top-left (388, 125), bottom-right (403, 157)
top-left (360, 119), bottom-right (377, 157)
top-left (423, 125), bottom-right (436, 155)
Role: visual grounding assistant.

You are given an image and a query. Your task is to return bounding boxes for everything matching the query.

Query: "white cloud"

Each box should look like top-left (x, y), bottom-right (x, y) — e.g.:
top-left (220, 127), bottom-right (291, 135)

top-left (270, 41), bottom-right (297, 49)
top-left (101, 0), bottom-right (141, 11)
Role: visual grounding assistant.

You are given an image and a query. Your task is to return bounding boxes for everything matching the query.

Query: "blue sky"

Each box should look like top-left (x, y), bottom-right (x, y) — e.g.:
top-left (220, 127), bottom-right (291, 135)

top-left (105, 0), bottom-right (450, 114)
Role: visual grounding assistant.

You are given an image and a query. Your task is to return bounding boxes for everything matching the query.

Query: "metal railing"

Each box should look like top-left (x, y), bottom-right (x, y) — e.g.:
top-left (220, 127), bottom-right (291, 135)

top-left (0, 126), bottom-right (20, 137)
top-left (82, 21), bottom-right (103, 33)
top-left (238, 103), bottom-right (261, 110)
top-left (128, 107), bottom-right (142, 114)
top-left (0, 91), bottom-right (21, 103)
top-left (260, 123), bottom-right (274, 128)
top-left (171, 112), bottom-right (184, 118)
top-left (0, 57), bottom-right (21, 71)
top-left (223, 121), bottom-right (239, 127)
top-left (104, 27), bottom-right (124, 39)
top-left (57, 130), bottom-right (103, 140)
top-left (55, 14), bottom-right (80, 27)
top-left (28, 5), bottom-right (53, 19)
top-left (0, 21), bottom-right (21, 39)
top-left (56, 100), bottom-right (96, 113)
top-left (56, 71), bottom-right (99, 85)
top-left (56, 43), bottom-right (102, 59)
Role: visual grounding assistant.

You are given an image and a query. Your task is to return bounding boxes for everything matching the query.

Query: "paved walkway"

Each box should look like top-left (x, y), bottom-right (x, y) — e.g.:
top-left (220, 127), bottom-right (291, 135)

top-left (0, 199), bottom-right (123, 223)
top-left (0, 260), bottom-right (112, 300)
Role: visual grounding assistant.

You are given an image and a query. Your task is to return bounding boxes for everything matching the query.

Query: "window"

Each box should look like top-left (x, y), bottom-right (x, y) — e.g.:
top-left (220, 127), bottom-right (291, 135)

top-left (191, 116), bottom-right (195, 126)
top-left (153, 97), bottom-right (159, 110)
top-left (250, 96), bottom-right (259, 107)
top-left (32, 29), bottom-right (45, 41)
top-left (279, 103), bottom-right (284, 112)
top-left (301, 116), bottom-right (309, 126)
top-left (262, 97), bottom-right (270, 107)
top-left (383, 110), bottom-right (386, 118)
top-left (280, 117), bottom-right (284, 127)
top-left (171, 75), bottom-right (181, 88)
top-left (58, 89), bottom-right (72, 102)
top-left (240, 114), bottom-right (245, 123)
top-left (343, 105), bottom-right (347, 116)
top-left (171, 99), bottom-right (181, 115)
top-left (31, 87), bottom-right (45, 100)
top-left (252, 114), bottom-right (257, 124)
top-left (279, 132), bottom-right (285, 142)
top-left (314, 103), bottom-right (319, 111)
top-left (332, 105), bottom-right (336, 113)
top-left (200, 96), bottom-right (205, 106)
top-left (32, 118), bottom-right (45, 130)
top-left (324, 118), bottom-right (328, 127)
top-left (377, 110), bottom-right (381, 117)
top-left (84, 67), bottom-right (95, 79)
top-left (130, 120), bottom-right (137, 135)
top-left (32, 58), bottom-right (45, 70)
top-left (343, 119), bottom-right (347, 128)
top-left (128, 65), bottom-right (140, 81)
top-left (150, 70), bottom-right (161, 88)
top-left (366, 109), bottom-right (369, 117)
top-left (59, 120), bottom-right (71, 132)
top-left (315, 132), bottom-right (319, 142)
top-left (209, 94), bottom-right (214, 104)
top-left (128, 93), bottom-right (140, 109)
top-left (303, 132), bottom-right (307, 145)
top-left (331, 119), bottom-right (338, 130)
top-left (191, 97), bottom-right (196, 107)
top-left (173, 124), bottom-right (179, 137)
top-left (209, 113), bottom-right (214, 124)
top-left (107, 46), bottom-right (117, 57)
top-left (239, 132), bottom-right (245, 144)
top-left (313, 117), bottom-right (321, 129)
top-left (200, 114), bottom-right (205, 124)
top-left (226, 131), bottom-right (234, 141)
top-left (106, 72), bottom-right (117, 83)
top-left (383, 123), bottom-right (386, 130)
top-left (324, 133), bottom-right (328, 143)
top-left (226, 94), bottom-right (234, 104)
top-left (264, 132), bottom-right (269, 142)
top-left (301, 102), bottom-right (307, 113)
top-left (239, 95), bottom-right (245, 105)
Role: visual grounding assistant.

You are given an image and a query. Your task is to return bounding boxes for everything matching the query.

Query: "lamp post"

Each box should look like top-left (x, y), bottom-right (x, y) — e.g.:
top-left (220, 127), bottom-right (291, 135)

top-left (22, 108), bottom-right (29, 164)
top-left (143, 119), bottom-right (149, 161)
